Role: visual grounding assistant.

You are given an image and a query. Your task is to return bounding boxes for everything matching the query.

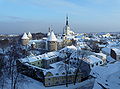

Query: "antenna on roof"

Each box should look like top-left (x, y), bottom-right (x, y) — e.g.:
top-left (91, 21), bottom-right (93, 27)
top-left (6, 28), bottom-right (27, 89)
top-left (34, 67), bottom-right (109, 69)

top-left (48, 27), bottom-right (51, 32)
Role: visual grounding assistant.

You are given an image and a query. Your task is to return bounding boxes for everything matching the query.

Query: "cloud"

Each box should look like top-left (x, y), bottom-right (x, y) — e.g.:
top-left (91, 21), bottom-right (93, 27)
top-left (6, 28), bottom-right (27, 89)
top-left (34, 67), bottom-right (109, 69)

top-left (6, 16), bottom-right (24, 20)
top-left (0, 15), bottom-right (30, 22)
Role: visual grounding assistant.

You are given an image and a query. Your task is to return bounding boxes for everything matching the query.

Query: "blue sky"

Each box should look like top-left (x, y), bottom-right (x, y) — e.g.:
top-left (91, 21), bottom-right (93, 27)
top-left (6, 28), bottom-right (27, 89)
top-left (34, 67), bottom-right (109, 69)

top-left (0, 0), bottom-right (120, 34)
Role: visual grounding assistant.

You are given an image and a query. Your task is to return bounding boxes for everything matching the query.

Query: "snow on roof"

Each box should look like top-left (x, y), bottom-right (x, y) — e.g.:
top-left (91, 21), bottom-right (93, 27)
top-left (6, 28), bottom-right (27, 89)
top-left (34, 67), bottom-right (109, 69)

top-left (65, 35), bottom-right (75, 40)
top-left (98, 44), bottom-right (106, 48)
top-left (42, 37), bottom-right (47, 40)
top-left (90, 38), bottom-right (100, 42)
top-left (43, 61), bottom-right (76, 77)
top-left (85, 55), bottom-right (102, 64)
top-left (102, 47), bottom-right (111, 54)
top-left (59, 45), bottom-right (77, 53)
top-left (77, 42), bottom-right (88, 48)
top-left (0, 48), bottom-right (4, 54)
top-left (20, 51), bottom-right (59, 63)
top-left (28, 32), bottom-right (32, 38)
top-left (107, 41), bottom-right (118, 47)
top-left (94, 53), bottom-right (106, 58)
top-left (32, 42), bottom-right (35, 44)
top-left (29, 40), bottom-right (43, 44)
top-left (102, 33), bottom-right (111, 38)
top-left (91, 62), bottom-right (120, 89)
top-left (20, 56), bottom-right (40, 63)
top-left (112, 48), bottom-right (120, 55)
top-left (57, 38), bottom-right (63, 42)
top-left (84, 37), bottom-right (90, 40)
top-left (106, 56), bottom-right (116, 63)
top-left (47, 32), bottom-right (50, 37)
top-left (21, 33), bottom-right (29, 40)
top-left (47, 31), bottom-right (57, 41)
top-left (59, 52), bottom-right (67, 58)
top-left (67, 45), bottom-right (77, 50)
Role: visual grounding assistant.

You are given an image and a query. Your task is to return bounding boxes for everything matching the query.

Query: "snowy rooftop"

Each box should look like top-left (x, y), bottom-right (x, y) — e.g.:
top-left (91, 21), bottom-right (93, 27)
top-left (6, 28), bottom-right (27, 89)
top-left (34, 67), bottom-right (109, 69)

top-left (28, 32), bottom-right (32, 38)
top-left (43, 61), bottom-right (76, 77)
top-left (107, 41), bottom-right (120, 47)
top-left (84, 55), bottom-right (102, 64)
top-left (20, 51), bottom-right (59, 63)
top-left (47, 31), bottom-right (57, 41)
top-left (21, 33), bottom-right (29, 40)
top-left (77, 42), bottom-right (88, 48)
top-left (29, 40), bottom-right (43, 44)
top-left (91, 62), bottom-right (120, 89)
top-left (60, 45), bottom-right (77, 53)
top-left (102, 47), bottom-right (111, 54)
top-left (112, 48), bottom-right (120, 55)
top-left (98, 44), bottom-right (106, 48)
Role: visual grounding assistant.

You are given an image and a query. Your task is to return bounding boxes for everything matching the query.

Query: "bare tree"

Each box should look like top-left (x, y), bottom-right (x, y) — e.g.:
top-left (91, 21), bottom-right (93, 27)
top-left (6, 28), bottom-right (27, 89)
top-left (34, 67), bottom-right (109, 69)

top-left (58, 59), bottom-right (69, 87)
top-left (73, 50), bottom-right (88, 85)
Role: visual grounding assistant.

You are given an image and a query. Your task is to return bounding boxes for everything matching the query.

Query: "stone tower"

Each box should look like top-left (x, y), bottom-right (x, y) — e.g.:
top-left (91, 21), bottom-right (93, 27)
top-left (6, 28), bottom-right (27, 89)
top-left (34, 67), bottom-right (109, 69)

top-left (21, 33), bottom-right (29, 45)
top-left (64, 15), bottom-right (74, 36)
top-left (47, 30), bottom-right (57, 51)
top-left (64, 15), bottom-right (70, 35)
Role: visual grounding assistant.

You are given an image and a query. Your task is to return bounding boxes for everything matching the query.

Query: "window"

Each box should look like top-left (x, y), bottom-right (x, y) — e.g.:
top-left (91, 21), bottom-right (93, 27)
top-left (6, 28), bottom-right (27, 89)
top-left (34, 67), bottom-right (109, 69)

top-left (74, 58), bottom-right (77, 60)
top-left (48, 78), bottom-right (50, 80)
top-left (100, 61), bottom-right (102, 64)
top-left (38, 62), bottom-right (39, 64)
top-left (91, 64), bottom-right (94, 67)
top-left (96, 62), bottom-right (98, 66)
top-left (68, 71), bottom-right (71, 74)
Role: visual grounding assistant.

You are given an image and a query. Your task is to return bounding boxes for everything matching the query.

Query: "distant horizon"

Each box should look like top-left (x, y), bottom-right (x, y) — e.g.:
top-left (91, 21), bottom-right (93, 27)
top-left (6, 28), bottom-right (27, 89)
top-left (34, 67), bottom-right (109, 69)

top-left (0, 30), bottom-right (120, 35)
top-left (0, 0), bottom-right (120, 34)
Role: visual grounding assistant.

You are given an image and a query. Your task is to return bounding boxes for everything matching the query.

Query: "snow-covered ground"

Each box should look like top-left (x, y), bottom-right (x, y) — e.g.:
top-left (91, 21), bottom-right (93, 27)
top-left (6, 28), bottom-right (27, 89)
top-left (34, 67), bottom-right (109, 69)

top-left (91, 61), bottom-right (120, 89)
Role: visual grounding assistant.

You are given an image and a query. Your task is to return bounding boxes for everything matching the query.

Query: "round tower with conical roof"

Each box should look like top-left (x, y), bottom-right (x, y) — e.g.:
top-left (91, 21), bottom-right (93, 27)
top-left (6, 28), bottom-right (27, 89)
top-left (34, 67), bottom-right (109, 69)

top-left (27, 32), bottom-right (32, 40)
top-left (47, 30), bottom-right (57, 51)
top-left (21, 33), bottom-right (29, 45)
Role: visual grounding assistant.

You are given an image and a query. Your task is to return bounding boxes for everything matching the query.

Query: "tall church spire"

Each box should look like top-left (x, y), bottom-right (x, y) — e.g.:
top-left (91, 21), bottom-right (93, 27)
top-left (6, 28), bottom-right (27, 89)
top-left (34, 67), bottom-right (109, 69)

top-left (66, 15), bottom-right (69, 26)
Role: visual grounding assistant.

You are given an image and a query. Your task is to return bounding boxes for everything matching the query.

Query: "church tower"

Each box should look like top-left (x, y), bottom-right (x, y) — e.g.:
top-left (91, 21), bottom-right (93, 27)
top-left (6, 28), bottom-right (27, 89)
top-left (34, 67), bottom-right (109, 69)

top-left (21, 33), bottom-right (29, 45)
top-left (47, 30), bottom-right (57, 51)
top-left (64, 15), bottom-right (71, 35)
top-left (63, 15), bottom-right (74, 36)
